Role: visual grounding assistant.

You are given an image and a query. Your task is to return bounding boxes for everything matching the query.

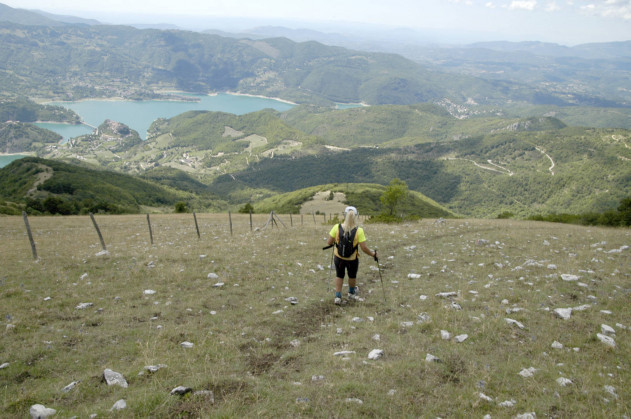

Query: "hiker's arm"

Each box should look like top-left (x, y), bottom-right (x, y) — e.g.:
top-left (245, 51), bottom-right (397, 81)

top-left (326, 235), bottom-right (335, 246)
top-left (359, 242), bottom-right (376, 258)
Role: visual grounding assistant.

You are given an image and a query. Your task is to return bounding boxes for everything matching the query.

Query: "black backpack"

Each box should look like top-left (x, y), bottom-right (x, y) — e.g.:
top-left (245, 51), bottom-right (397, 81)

top-left (337, 225), bottom-right (358, 258)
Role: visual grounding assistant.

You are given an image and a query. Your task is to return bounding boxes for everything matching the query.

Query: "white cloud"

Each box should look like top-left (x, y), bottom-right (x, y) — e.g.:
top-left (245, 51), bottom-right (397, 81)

top-left (508, 1), bottom-right (538, 11)
top-left (579, 0), bottom-right (631, 19)
top-left (545, 1), bottom-right (561, 11)
top-left (485, 1), bottom-right (497, 7)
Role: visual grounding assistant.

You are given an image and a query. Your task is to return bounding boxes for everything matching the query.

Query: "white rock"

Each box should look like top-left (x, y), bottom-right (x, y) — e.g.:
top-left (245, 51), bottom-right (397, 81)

top-left (290, 339), bottom-right (300, 348)
top-left (603, 385), bottom-right (618, 398)
top-left (372, 334), bottom-right (381, 341)
top-left (561, 274), bottom-right (579, 281)
top-left (61, 381), bottom-right (79, 392)
top-left (103, 369), bottom-right (128, 388)
top-left (573, 304), bottom-right (591, 311)
top-left (556, 377), bottom-right (573, 386)
top-left (180, 341), bottom-right (194, 348)
top-left (145, 364), bottom-right (167, 373)
top-left (75, 302), bottom-right (93, 310)
top-left (601, 324), bottom-right (616, 336)
top-left (553, 308), bottom-right (572, 320)
top-left (505, 318), bottom-right (525, 329)
top-left (95, 250), bottom-right (109, 256)
top-left (352, 317), bottom-right (363, 323)
top-left (440, 330), bottom-right (451, 340)
top-left (597, 333), bottom-right (616, 347)
top-left (407, 273), bottom-right (421, 279)
top-left (111, 399), bottom-right (127, 411)
top-left (551, 341), bottom-right (564, 349)
top-left (515, 413), bottom-right (537, 419)
top-left (171, 386), bottom-right (192, 395)
top-left (346, 397), bottom-right (363, 404)
top-left (143, 289), bottom-right (156, 295)
top-left (419, 295), bottom-right (428, 301)
top-left (0, 362), bottom-right (9, 369)
top-left (417, 313), bottom-right (431, 323)
top-left (425, 353), bottom-right (441, 363)
top-left (400, 321), bottom-right (414, 327)
top-left (334, 351), bottom-right (356, 356)
top-left (518, 367), bottom-right (537, 377)
top-left (436, 291), bottom-right (458, 298)
top-left (272, 310), bottom-right (283, 314)
top-left (478, 392), bottom-right (493, 402)
top-left (207, 273), bottom-right (219, 279)
top-left (368, 349), bottom-right (384, 360)
top-left (285, 297), bottom-right (298, 305)
top-left (498, 399), bottom-right (516, 407)
top-left (454, 334), bottom-right (468, 343)
top-left (212, 282), bottom-right (224, 287)
top-left (30, 404), bottom-right (56, 418)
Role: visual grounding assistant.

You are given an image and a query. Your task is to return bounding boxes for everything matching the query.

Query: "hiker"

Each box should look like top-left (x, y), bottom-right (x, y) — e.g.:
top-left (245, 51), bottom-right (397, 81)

top-left (326, 206), bottom-right (378, 305)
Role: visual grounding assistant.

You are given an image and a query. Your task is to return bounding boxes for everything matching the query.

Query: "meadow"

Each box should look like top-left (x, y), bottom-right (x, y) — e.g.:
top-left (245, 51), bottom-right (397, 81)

top-left (0, 214), bottom-right (629, 418)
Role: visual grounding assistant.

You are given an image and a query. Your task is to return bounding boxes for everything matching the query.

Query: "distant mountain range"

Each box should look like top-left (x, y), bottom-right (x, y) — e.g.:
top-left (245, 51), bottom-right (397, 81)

top-left (0, 2), bottom-right (630, 219)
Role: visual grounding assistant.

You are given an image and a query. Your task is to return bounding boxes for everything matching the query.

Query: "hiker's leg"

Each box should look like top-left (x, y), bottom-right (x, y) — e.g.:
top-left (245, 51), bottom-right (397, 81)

top-left (348, 260), bottom-right (359, 294)
top-left (335, 277), bottom-right (344, 292)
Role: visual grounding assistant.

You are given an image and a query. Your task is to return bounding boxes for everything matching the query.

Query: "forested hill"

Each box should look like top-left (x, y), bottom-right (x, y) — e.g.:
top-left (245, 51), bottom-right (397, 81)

top-left (0, 7), bottom-right (621, 109)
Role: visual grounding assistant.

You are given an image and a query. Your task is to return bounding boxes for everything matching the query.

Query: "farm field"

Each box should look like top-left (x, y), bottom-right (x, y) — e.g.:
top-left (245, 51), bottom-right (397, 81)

top-left (0, 214), bottom-right (629, 418)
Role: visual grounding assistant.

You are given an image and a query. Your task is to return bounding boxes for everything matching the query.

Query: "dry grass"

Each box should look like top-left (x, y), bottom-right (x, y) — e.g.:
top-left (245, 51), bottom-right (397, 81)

top-left (0, 215), bottom-right (629, 417)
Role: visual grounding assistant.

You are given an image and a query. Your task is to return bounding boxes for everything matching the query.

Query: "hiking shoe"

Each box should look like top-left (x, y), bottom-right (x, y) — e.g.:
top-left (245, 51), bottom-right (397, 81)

top-left (334, 297), bottom-right (342, 305)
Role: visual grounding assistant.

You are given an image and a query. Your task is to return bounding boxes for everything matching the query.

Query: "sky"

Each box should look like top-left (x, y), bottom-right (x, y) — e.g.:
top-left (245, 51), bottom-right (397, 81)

top-left (3, 0), bottom-right (631, 45)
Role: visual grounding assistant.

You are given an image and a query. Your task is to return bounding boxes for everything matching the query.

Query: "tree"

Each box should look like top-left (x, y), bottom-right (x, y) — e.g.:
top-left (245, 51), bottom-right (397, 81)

top-left (174, 202), bottom-right (188, 213)
top-left (380, 178), bottom-right (409, 216)
top-left (239, 203), bottom-right (254, 214)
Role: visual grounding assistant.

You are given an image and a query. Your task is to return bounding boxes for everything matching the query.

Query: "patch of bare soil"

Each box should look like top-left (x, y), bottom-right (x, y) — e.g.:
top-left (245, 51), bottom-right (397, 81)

top-left (300, 190), bottom-right (347, 215)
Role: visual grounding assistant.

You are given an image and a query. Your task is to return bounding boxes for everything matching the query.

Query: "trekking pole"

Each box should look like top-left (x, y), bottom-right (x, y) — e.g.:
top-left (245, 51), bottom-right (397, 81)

top-left (323, 243), bottom-right (334, 293)
top-left (374, 247), bottom-right (387, 303)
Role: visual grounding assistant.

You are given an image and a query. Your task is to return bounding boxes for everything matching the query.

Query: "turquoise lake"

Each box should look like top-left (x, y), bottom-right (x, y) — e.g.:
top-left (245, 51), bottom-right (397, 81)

top-left (0, 93), bottom-right (295, 168)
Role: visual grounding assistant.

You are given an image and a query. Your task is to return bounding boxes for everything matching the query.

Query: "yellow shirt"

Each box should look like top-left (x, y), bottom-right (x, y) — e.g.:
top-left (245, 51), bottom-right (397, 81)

top-left (329, 224), bottom-right (366, 260)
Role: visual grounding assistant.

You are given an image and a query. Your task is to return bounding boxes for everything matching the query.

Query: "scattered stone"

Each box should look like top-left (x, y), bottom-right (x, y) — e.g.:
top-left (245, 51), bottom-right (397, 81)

top-left (556, 377), bottom-right (573, 386)
top-left (505, 318), bottom-right (525, 329)
top-left (61, 381), bottom-right (79, 392)
top-left (454, 334), bottom-right (468, 343)
top-left (212, 282), bottom-right (224, 287)
top-left (600, 310), bottom-right (613, 315)
top-left (145, 364), bottom-right (167, 373)
top-left (193, 390), bottom-right (214, 402)
top-left (143, 289), bottom-right (156, 295)
top-left (104, 369), bottom-right (128, 388)
top-left (207, 273), bottom-right (219, 279)
top-left (450, 301), bottom-right (463, 310)
top-left (30, 404), bottom-right (56, 418)
top-left (352, 317), bottom-right (363, 323)
top-left (603, 385), bottom-right (618, 398)
top-left (346, 397), bottom-right (363, 404)
top-left (285, 297), bottom-right (298, 305)
top-left (372, 334), bottom-right (381, 341)
top-left (515, 413), bottom-right (537, 419)
top-left (597, 333), bottom-right (616, 348)
top-left (553, 308), bottom-right (572, 320)
top-left (180, 341), bottom-right (194, 348)
top-left (388, 389), bottom-right (396, 396)
top-left (419, 295), bottom-right (428, 301)
top-left (441, 330), bottom-right (451, 340)
top-left (334, 351), bottom-right (355, 356)
top-left (561, 274), bottom-right (579, 281)
top-left (296, 397), bottom-right (309, 403)
top-left (368, 349), bottom-right (384, 360)
top-left (75, 302), bottom-right (93, 310)
top-left (478, 392), bottom-right (493, 402)
top-left (601, 324), bottom-right (616, 336)
top-left (436, 291), bottom-right (458, 298)
top-left (400, 321), bottom-right (414, 327)
top-left (272, 310), bottom-right (283, 314)
top-left (518, 367), bottom-right (537, 377)
top-left (290, 339), bottom-right (300, 348)
top-left (573, 304), bottom-right (591, 311)
top-left (171, 386), bottom-right (193, 396)
top-left (110, 399), bottom-right (127, 411)
top-left (425, 353), bottom-right (441, 363)
top-left (551, 341), bottom-right (564, 349)
top-left (311, 375), bottom-right (325, 382)
top-left (0, 362), bottom-right (9, 369)
top-left (95, 250), bottom-right (109, 256)
top-left (498, 399), bottom-right (516, 407)
top-left (407, 273), bottom-right (421, 279)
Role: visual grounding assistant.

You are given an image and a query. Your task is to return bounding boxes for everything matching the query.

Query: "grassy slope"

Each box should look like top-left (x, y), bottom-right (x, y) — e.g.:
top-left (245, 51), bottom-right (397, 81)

top-left (0, 215), bottom-right (629, 417)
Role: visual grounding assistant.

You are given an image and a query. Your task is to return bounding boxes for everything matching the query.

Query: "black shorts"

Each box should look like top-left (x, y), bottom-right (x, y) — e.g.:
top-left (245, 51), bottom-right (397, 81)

top-left (334, 256), bottom-right (359, 279)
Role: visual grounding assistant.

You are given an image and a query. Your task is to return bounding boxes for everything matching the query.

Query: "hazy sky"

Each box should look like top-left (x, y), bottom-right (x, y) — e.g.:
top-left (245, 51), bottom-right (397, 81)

top-left (3, 0), bottom-right (631, 45)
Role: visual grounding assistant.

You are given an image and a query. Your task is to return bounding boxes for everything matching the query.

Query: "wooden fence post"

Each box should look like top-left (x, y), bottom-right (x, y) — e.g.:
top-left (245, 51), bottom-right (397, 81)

top-left (229, 211), bottom-right (233, 235)
top-left (146, 214), bottom-right (153, 245)
top-left (312, 212), bottom-right (316, 225)
top-left (249, 209), bottom-right (253, 231)
top-left (290, 213), bottom-right (293, 227)
top-left (193, 211), bottom-right (200, 239)
top-left (89, 212), bottom-right (107, 251)
top-left (22, 211), bottom-right (38, 260)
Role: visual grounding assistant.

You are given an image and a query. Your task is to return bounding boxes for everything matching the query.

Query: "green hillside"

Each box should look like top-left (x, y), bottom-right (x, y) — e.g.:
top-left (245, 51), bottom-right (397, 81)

top-left (0, 157), bottom-right (225, 215)
top-left (0, 122), bottom-right (62, 153)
